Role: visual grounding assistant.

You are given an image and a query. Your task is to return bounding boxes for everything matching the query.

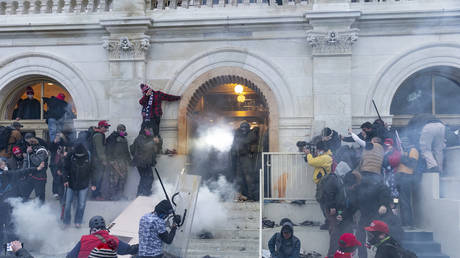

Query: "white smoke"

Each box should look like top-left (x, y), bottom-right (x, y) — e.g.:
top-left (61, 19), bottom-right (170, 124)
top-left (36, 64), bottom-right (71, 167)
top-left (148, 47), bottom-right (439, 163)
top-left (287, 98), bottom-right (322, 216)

top-left (192, 176), bottom-right (237, 234)
top-left (7, 198), bottom-right (86, 257)
top-left (194, 123), bottom-right (234, 152)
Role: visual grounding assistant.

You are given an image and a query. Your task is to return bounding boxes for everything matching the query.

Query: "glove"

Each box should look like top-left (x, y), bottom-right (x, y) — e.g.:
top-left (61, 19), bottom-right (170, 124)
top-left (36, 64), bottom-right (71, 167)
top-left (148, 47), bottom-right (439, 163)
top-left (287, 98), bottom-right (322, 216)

top-left (173, 214), bottom-right (181, 225)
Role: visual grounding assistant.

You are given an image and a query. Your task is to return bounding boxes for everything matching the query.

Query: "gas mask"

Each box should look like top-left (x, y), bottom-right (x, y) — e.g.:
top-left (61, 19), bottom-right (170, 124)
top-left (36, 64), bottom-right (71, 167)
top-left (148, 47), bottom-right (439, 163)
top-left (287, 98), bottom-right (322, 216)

top-left (240, 123), bottom-right (250, 135)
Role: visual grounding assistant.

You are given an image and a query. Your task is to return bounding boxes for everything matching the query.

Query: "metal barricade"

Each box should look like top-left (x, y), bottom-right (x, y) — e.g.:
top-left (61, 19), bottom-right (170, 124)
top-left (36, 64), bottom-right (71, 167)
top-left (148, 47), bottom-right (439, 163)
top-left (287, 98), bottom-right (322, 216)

top-left (261, 152), bottom-right (316, 201)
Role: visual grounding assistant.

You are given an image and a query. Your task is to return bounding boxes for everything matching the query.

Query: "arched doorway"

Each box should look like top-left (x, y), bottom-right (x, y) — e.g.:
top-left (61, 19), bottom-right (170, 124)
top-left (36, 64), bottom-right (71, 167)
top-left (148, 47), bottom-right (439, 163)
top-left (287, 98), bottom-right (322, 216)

top-left (0, 75), bottom-right (76, 140)
top-left (183, 74), bottom-right (271, 182)
top-left (390, 66), bottom-right (460, 129)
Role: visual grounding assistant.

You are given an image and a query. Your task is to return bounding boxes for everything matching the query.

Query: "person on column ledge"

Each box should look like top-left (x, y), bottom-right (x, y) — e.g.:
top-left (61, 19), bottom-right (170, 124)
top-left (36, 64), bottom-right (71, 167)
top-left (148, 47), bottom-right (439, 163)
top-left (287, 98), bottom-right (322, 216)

top-left (139, 83), bottom-right (181, 137)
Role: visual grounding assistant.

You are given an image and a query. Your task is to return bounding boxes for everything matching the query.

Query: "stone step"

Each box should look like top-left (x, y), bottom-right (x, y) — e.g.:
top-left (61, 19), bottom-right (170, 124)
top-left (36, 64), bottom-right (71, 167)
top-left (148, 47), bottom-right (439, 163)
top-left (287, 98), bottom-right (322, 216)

top-left (403, 231), bottom-right (434, 242)
top-left (417, 253), bottom-right (450, 258)
top-left (403, 240), bottom-right (441, 253)
top-left (440, 177), bottom-right (460, 199)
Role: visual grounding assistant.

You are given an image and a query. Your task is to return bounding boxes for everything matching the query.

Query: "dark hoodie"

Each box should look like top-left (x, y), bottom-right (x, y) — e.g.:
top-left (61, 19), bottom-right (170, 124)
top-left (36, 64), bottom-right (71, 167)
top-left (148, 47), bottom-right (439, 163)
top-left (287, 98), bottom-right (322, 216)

top-left (64, 144), bottom-right (92, 190)
top-left (43, 96), bottom-right (68, 120)
top-left (374, 236), bottom-right (401, 258)
top-left (268, 219), bottom-right (301, 258)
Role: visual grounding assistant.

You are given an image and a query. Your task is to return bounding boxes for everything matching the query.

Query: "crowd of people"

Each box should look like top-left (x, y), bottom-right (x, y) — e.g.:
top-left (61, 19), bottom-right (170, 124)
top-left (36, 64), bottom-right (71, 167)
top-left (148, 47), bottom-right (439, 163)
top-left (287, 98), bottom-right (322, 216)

top-left (0, 83), bottom-right (183, 257)
top-left (296, 114), bottom-right (458, 258)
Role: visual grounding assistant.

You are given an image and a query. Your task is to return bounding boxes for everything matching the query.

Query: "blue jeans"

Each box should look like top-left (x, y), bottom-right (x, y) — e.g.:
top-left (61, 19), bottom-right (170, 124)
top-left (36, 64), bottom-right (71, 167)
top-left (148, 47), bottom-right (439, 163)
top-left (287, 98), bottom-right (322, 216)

top-left (63, 187), bottom-right (88, 225)
top-left (48, 118), bottom-right (61, 142)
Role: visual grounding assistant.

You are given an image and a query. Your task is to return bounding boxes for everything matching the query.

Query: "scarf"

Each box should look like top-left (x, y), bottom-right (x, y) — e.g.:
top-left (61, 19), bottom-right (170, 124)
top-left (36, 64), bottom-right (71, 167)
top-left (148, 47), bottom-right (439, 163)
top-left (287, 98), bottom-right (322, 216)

top-left (142, 94), bottom-right (155, 121)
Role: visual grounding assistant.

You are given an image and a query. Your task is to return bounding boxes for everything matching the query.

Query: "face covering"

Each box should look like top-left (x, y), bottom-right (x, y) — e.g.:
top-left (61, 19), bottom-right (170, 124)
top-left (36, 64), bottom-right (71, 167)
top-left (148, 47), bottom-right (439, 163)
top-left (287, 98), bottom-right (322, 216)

top-left (27, 94), bottom-right (34, 99)
top-left (144, 130), bottom-right (152, 136)
top-left (119, 131), bottom-right (127, 137)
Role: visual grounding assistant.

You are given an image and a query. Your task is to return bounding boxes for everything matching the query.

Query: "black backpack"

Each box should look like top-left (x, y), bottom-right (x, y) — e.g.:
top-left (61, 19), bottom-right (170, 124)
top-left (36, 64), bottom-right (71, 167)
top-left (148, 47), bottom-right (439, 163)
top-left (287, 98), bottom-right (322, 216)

top-left (75, 127), bottom-right (95, 155)
top-left (315, 172), bottom-right (340, 203)
top-left (0, 126), bottom-right (13, 151)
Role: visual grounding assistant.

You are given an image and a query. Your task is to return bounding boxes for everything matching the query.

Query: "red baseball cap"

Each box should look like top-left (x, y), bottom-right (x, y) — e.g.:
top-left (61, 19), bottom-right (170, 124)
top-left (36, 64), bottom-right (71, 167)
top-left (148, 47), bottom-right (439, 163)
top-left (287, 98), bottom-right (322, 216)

top-left (140, 84), bottom-right (150, 93)
top-left (56, 93), bottom-right (66, 100)
top-left (12, 146), bottom-right (22, 155)
top-left (338, 233), bottom-right (362, 248)
top-left (365, 220), bottom-right (389, 234)
top-left (98, 120), bottom-right (111, 128)
top-left (384, 138), bottom-right (394, 146)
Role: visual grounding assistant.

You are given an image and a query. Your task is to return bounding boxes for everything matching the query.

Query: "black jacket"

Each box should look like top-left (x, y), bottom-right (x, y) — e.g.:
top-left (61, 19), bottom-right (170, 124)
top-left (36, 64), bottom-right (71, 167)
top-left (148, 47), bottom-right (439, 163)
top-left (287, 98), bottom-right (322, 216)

top-left (64, 148), bottom-right (92, 190)
top-left (378, 211), bottom-right (404, 244)
top-left (43, 96), bottom-right (68, 120)
top-left (322, 173), bottom-right (359, 223)
top-left (17, 98), bottom-right (40, 120)
top-left (23, 144), bottom-right (49, 179)
top-left (268, 221), bottom-right (300, 258)
top-left (375, 236), bottom-right (401, 258)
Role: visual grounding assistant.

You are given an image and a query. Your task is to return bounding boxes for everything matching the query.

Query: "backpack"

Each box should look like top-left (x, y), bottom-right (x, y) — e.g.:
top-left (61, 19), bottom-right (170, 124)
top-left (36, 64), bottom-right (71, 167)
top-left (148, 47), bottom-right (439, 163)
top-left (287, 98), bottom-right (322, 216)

top-left (76, 127), bottom-right (95, 155)
top-left (0, 126), bottom-right (13, 151)
top-left (315, 172), bottom-right (341, 203)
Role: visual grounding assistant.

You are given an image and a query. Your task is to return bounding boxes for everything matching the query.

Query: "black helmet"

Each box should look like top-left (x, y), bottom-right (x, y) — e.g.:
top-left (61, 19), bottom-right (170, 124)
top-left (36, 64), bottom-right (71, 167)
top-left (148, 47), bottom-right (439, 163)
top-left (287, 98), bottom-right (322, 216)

top-left (155, 200), bottom-right (173, 216)
top-left (89, 216), bottom-right (106, 230)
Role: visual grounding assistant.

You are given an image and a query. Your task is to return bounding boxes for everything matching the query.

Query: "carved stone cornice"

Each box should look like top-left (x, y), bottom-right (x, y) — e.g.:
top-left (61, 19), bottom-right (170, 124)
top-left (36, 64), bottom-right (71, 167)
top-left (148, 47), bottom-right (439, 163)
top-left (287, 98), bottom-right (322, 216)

top-left (102, 35), bottom-right (151, 61)
top-left (306, 29), bottom-right (359, 56)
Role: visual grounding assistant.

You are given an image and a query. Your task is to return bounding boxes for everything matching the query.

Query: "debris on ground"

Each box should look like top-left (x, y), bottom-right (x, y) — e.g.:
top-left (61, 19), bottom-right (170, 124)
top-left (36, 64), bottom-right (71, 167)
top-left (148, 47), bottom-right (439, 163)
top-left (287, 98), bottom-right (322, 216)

top-left (291, 200), bottom-right (306, 205)
top-left (300, 251), bottom-right (322, 258)
top-left (198, 230), bottom-right (214, 239)
top-left (263, 219), bottom-right (275, 228)
top-left (299, 220), bottom-right (320, 227)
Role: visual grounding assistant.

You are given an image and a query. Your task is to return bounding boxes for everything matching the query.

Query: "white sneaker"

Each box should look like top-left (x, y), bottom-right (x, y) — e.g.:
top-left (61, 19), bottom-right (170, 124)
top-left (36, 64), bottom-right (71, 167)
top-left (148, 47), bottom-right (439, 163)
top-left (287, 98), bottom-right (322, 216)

top-left (53, 194), bottom-right (59, 200)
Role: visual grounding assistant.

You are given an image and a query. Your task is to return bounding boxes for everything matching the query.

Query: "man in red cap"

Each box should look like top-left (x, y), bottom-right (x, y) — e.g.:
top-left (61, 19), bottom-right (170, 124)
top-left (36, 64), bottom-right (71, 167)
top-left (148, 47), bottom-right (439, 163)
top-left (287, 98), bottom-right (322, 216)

top-left (334, 233), bottom-right (361, 258)
top-left (383, 138), bottom-right (401, 199)
top-left (16, 86), bottom-right (40, 120)
top-left (90, 120), bottom-right (110, 200)
top-left (139, 83), bottom-right (180, 137)
top-left (364, 220), bottom-right (402, 258)
top-left (43, 93), bottom-right (76, 142)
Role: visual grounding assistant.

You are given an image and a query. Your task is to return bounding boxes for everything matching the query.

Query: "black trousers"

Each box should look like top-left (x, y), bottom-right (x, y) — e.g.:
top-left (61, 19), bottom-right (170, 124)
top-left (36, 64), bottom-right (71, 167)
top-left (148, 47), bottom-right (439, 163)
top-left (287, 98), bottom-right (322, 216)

top-left (144, 116), bottom-right (161, 136)
top-left (137, 166), bottom-right (154, 196)
top-left (22, 177), bottom-right (46, 202)
top-left (50, 166), bottom-right (64, 197)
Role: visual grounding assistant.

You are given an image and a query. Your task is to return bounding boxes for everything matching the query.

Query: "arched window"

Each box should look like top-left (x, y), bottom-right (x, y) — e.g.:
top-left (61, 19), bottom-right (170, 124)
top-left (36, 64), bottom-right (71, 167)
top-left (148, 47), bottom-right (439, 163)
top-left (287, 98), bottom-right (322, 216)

top-left (391, 66), bottom-right (460, 116)
top-left (2, 76), bottom-right (76, 120)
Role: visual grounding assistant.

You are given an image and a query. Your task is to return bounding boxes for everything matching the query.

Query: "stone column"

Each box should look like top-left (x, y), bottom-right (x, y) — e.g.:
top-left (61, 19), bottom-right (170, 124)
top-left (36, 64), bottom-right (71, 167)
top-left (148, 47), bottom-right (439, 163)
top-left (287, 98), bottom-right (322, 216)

top-left (100, 17), bottom-right (152, 133)
top-left (305, 10), bottom-right (360, 133)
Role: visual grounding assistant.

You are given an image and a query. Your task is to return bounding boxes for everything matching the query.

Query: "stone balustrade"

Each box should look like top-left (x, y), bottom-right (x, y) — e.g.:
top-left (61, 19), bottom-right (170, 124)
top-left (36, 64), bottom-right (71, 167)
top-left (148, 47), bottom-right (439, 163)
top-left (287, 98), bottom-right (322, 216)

top-left (145, 0), bottom-right (310, 10)
top-left (0, 0), bottom-right (113, 15)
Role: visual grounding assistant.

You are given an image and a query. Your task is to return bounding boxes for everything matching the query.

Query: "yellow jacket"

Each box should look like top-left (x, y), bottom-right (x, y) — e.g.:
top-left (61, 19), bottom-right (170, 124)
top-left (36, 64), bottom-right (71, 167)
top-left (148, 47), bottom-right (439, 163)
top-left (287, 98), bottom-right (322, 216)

top-left (307, 153), bottom-right (333, 184)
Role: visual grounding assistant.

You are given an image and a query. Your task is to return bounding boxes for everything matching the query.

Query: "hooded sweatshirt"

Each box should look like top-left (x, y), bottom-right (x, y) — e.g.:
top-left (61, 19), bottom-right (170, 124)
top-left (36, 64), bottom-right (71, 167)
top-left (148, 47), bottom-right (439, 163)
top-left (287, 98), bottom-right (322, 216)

top-left (268, 221), bottom-right (300, 258)
top-left (64, 145), bottom-right (92, 190)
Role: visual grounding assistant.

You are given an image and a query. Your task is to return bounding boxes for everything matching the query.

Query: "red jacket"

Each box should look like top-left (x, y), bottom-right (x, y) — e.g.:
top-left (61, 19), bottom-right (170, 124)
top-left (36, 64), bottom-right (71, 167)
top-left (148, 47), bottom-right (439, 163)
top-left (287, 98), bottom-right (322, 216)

top-left (78, 230), bottom-right (119, 258)
top-left (334, 250), bottom-right (353, 258)
top-left (139, 91), bottom-right (180, 119)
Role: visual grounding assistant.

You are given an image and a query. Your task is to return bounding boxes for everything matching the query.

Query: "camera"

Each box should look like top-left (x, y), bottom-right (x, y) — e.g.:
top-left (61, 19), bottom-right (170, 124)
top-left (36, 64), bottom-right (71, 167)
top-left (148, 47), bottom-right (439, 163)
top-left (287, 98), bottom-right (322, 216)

top-left (296, 141), bottom-right (316, 154)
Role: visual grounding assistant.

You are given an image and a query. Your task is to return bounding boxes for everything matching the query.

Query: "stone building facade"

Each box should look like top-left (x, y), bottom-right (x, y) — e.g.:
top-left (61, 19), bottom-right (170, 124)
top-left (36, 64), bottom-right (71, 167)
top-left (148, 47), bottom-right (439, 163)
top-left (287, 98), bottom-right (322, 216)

top-left (1, 0), bottom-right (460, 153)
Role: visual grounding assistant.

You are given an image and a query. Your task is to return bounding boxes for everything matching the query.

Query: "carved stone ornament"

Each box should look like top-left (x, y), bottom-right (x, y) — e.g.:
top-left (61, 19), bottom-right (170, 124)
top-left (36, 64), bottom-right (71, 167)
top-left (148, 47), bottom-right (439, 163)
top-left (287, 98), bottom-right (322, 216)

top-left (306, 29), bottom-right (359, 56)
top-left (102, 36), bottom-right (151, 60)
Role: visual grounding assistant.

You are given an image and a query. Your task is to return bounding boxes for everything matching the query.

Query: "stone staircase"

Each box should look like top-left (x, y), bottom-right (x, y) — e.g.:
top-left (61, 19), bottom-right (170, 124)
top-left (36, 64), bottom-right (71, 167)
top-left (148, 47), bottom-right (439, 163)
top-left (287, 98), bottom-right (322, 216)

top-left (187, 202), bottom-right (259, 258)
top-left (403, 231), bottom-right (449, 258)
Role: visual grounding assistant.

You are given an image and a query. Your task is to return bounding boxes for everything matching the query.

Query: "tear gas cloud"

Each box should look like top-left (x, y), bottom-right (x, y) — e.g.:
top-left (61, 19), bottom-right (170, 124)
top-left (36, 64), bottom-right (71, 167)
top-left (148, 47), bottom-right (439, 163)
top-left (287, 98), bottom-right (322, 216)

top-left (193, 122), bottom-right (234, 152)
top-left (7, 198), bottom-right (86, 258)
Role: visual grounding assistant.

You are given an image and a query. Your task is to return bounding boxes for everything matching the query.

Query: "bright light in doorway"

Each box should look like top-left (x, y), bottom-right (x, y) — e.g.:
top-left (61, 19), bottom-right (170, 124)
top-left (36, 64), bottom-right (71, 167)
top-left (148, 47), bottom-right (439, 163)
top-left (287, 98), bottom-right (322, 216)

top-left (234, 84), bottom-right (243, 94)
top-left (237, 95), bottom-right (245, 103)
top-left (196, 125), bottom-right (234, 152)
top-left (47, 83), bottom-right (54, 85)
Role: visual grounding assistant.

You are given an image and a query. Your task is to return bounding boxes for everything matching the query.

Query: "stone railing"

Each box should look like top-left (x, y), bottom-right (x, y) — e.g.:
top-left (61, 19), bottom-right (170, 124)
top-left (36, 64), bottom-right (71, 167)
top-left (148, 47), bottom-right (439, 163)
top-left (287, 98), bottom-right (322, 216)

top-left (0, 0), bottom-right (113, 15)
top-left (145, 0), bottom-right (310, 10)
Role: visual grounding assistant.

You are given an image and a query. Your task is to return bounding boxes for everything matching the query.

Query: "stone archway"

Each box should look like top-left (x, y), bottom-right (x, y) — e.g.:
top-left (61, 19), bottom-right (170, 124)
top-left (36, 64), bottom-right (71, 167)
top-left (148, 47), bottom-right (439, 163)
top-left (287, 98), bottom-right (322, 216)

top-left (0, 52), bottom-right (98, 120)
top-left (177, 67), bottom-right (280, 154)
top-left (365, 42), bottom-right (460, 116)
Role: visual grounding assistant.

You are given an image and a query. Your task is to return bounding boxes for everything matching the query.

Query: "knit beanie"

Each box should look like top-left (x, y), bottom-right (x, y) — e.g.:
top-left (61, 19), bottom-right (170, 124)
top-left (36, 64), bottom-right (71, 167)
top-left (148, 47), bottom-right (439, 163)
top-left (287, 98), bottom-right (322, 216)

top-left (88, 241), bottom-right (117, 258)
top-left (140, 83), bottom-right (150, 93)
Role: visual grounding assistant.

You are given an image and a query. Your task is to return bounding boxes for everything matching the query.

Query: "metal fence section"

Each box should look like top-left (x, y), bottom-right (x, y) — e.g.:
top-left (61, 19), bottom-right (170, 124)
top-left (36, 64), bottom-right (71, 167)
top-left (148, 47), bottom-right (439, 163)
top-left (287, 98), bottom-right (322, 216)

top-left (262, 152), bottom-right (316, 200)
